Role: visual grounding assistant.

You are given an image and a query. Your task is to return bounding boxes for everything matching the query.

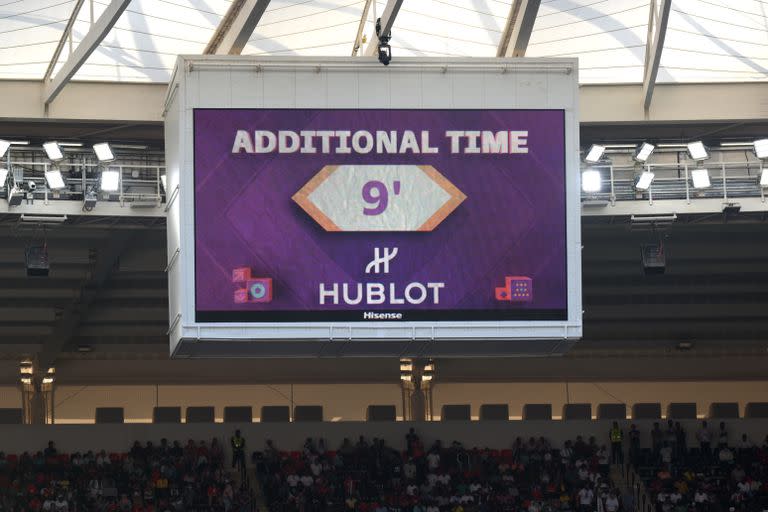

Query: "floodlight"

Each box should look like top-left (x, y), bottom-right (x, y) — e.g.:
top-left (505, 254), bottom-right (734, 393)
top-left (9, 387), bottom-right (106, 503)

top-left (760, 169), bottom-right (768, 187)
top-left (634, 142), bottom-right (655, 163)
top-left (0, 168), bottom-right (7, 185)
top-left (44, 169), bottom-right (65, 190)
top-left (585, 144), bottom-right (606, 163)
top-left (635, 171), bottom-right (655, 191)
top-left (100, 169), bottom-right (120, 192)
top-left (687, 141), bottom-right (709, 161)
top-left (93, 142), bottom-right (115, 162)
top-left (691, 168), bottom-right (711, 189)
top-left (0, 139), bottom-right (9, 158)
top-left (581, 170), bottom-right (602, 193)
top-left (43, 141), bottom-right (64, 161)
top-left (754, 139), bottom-right (768, 160)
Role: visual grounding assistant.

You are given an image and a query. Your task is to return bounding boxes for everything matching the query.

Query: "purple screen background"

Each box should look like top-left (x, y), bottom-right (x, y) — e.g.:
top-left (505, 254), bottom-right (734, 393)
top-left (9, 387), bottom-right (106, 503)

top-left (193, 109), bottom-right (567, 321)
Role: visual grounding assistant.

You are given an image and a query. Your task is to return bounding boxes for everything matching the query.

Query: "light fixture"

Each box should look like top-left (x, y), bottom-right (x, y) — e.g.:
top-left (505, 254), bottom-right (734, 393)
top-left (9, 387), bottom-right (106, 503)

top-left (760, 169), bottom-right (768, 187)
top-left (20, 377), bottom-right (31, 385)
top-left (754, 139), bottom-right (768, 160)
top-left (635, 171), bottom-right (655, 191)
top-left (0, 168), bottom-right (7, 185)
top-left (0, 139), bottom-right (9, 158)
top-left (400, 362), bottom-right (413, 372)
top-left (584, 144), bottom-right (606, 163)
top-left (43, 141), bottom-right (64, 161)
top-left (100, 169), bottom-right (120, 192)
top-left (93, 142), bottom-right (115, 162)
top-left (634, 142), bottom-right (655, 163)
top-left (422, 374), bottom-right (433, 382)
top-left (160, 174), bottom-right (167, 192)
top-left (8, 186), bottom-right (23, 206)
top-left (44, 169), bottom-right (66, 190)
top-left (399, 374), bottom-right (412, 382)
top-left (83, 188), bottom-right (97, 211)
top-left (687, 141), bottom-right (710, 161)
top-left (691, 168), bottom-right (711, 189)
top-left (581, 170), bottom-right (602, 193)
top-left (720, 141), bottom-right (753, 147)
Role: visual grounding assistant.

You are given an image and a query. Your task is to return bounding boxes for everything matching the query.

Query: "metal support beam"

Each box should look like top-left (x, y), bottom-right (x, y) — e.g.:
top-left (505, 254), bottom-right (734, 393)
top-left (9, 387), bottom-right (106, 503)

top-left (37, 231), bottom-right (140, 369)
top-left (43, 0), bottom-right (86, 83)
top-left (204, 0), bottom-right (271, 55)
top-left (642, 0), bottom-right (672, 110)
top-left (44, 0), bottom-right (131, 106)
top-left (363, 0), bottom-right (405, 57)
top-left (352, 0), bottom-right (374, 56)
top-left (497, 0), bottom-right (541, 57)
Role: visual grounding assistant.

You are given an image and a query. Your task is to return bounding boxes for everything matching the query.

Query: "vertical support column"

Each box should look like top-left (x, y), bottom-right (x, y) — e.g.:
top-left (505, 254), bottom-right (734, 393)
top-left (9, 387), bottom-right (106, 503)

top-left (400, 358), bottom-right (434, 421)
top-left (20, 362), bottom-right (55, 425)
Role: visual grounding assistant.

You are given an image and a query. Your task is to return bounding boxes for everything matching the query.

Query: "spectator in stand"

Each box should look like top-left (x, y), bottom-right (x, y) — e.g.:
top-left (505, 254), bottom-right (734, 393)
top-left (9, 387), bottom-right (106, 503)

top-left (577, 484), bottom-right (595, 512)
top-left (718, 422), bottom-right (729, 451)
top-left (718, 445), bottom-right (734, 466)
top-left (652, 423), bottom-right (663, 461)
top-left (609, 421), bottom-right (624, 465)
top-left (674, 422), bottom-right (687, 462)
top-left (697, 421), bottom-right (712, 461)
top-left (629, 424), bottom-right (641, 465)
top-left (44, 441), bottom-right (58, 460)
top-left (230, 429), bottom-right (246, 474)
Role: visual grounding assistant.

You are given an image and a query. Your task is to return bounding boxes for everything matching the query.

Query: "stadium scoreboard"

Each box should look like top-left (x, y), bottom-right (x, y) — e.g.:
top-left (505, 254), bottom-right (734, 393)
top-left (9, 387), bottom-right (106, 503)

top-left (164, 56), bottom-right (582, 357)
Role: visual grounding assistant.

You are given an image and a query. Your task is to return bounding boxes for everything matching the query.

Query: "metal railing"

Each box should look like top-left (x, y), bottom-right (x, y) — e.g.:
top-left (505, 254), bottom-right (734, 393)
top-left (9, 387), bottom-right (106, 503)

top-left (582, 160), bottom-right (766, 206)
top-left (1, 159), bottom-right (165, 206)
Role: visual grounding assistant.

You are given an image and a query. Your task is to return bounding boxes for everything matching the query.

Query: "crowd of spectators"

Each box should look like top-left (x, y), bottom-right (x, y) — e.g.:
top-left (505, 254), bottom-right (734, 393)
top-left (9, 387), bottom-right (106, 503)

top-left (0, 439), bottom-right (253, 512)
top-left (255, 429), bottom-right (630, 512)
top-left (637, 422), bottom-right (768, 512)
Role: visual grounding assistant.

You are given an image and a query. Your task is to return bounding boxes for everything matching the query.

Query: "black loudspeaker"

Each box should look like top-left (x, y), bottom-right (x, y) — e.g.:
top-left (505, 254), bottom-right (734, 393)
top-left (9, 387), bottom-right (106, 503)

top-left (25, 245), bottom-right (49, 277)
top-left (641, 243), bottom-right (665, 275)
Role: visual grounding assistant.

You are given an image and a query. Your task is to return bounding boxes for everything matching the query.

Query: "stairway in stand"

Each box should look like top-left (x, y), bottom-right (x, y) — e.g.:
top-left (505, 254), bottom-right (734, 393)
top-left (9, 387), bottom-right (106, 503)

top-left (248, 467), bottom-right (269, 512)
top-left (610, 463), bottom-right (637, 512)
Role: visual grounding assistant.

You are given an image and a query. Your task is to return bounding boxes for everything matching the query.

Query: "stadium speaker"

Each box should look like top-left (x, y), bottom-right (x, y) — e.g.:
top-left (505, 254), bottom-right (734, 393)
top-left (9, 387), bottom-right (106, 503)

top-left (641, 243), bottom-right (665, 275)
top-left (25, 245), bottom-right (49, 277)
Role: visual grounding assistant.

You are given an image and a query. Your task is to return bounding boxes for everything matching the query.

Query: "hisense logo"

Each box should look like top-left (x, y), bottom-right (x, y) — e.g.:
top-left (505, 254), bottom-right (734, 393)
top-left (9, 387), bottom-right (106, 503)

top-left (363, 312), bottom-right (403, 320)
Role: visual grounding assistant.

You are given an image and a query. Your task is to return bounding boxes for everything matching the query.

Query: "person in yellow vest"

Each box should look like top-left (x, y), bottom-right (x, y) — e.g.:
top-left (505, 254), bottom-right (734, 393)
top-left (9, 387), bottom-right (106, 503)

top-left (609, 421), bottom-right (624, 465)
top-left (231, 429), bottom-right (246, 472)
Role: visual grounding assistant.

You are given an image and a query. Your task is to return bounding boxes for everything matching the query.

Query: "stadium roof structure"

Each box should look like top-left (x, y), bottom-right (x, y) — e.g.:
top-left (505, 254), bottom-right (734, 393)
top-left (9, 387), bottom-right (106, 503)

top-left (2, 0), bottom-right (768, 99)
top-left (2, 1), bottom-right (768, 385)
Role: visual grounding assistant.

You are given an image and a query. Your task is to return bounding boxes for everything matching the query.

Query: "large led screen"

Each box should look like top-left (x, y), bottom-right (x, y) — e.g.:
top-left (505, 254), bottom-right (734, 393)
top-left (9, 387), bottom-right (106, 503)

top-left (194, 109), bottom-right (566, 323)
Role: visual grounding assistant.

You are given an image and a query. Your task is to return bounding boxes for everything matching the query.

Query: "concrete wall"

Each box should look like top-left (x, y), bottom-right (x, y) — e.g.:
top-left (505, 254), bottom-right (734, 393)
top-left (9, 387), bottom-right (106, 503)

top-left (37, 381), bottom-right (768, 423)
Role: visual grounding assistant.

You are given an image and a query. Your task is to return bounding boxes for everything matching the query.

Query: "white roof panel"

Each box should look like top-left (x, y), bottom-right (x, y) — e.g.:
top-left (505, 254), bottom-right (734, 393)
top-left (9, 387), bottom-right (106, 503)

top-left (0, 0), bottom-right (767, 84)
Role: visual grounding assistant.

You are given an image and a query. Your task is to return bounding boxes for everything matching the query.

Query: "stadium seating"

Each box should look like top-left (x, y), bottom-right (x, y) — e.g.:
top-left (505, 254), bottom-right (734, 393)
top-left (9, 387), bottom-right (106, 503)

top-left (256, 428), bottom-right (624, 512)
top-left (0, 438), bottom-right (253, 511)
top-left (634, 420), bottom-right (768, 512)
